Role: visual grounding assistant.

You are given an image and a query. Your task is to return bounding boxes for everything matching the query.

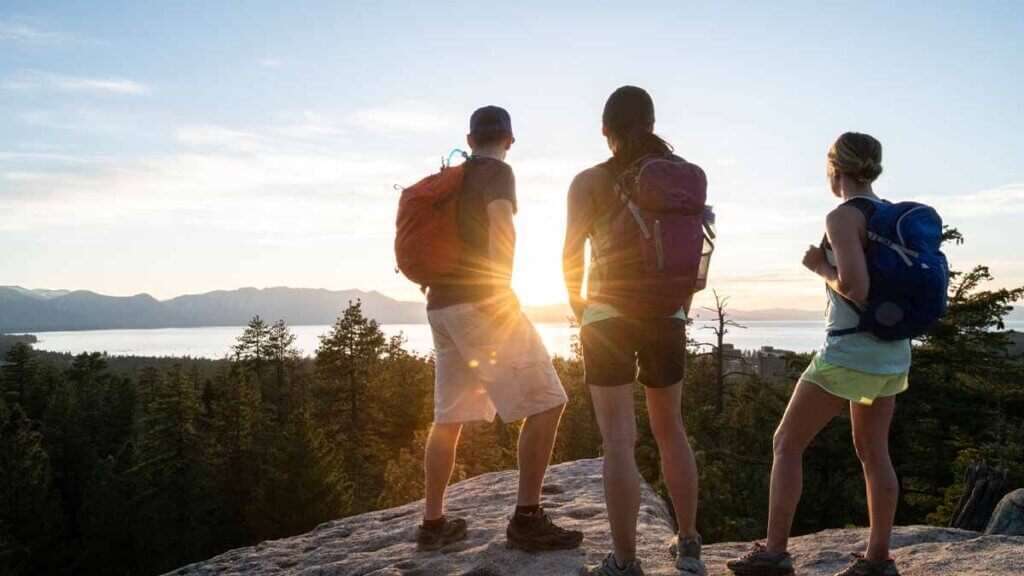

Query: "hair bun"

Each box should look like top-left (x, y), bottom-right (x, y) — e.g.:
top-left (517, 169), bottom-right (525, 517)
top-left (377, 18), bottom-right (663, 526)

top-left (856, 158), bottom-right (883, 182)
top-left (829, 132), bottom-right (883, 184)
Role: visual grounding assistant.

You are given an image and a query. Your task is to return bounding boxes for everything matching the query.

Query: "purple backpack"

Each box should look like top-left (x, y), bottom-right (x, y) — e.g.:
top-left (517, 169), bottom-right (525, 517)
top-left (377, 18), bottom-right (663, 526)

top-left (595, 154), bottom-right (712, 317)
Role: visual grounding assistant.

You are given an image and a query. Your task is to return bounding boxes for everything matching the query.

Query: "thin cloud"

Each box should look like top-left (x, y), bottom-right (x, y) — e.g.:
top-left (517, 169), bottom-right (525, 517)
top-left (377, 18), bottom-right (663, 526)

top-left (50, 75), bottom-right (149, 94)
top-left (15, 108), bottom-right (131, 134)
top-left (256, 57), bottom-right (282, 68)
top-left (350, 102), bottom-right (456, 133)
top-left (176, 116), bottom-right (350, 154)
top-left (176, 125), bottom-right (271, 152)
top-left (0, 21), bottom-right (75, 44)
top-left (0, 152), bottom-right (102, 165)
top-left (0, 116), bottom-right (416, 233)
top-left (3, 71), bottom-right (150, 95)
top-left (917, 183), bottom-right (1024, 219)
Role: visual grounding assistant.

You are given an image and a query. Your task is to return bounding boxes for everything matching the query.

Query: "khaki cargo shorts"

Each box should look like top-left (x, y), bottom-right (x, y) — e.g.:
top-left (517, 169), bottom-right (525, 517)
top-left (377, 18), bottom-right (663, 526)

top-left (428, 302), bottom-right (568, 424)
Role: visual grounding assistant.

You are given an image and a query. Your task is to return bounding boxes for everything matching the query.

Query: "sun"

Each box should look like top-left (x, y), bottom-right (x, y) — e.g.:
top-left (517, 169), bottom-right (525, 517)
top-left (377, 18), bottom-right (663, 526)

top-left (511, 249), bottom-right (571, 306)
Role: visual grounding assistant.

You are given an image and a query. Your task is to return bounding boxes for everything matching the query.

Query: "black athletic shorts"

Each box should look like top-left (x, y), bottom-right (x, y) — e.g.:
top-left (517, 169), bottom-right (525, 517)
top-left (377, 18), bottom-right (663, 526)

top-left (580, 317), bottom-right (687, 388)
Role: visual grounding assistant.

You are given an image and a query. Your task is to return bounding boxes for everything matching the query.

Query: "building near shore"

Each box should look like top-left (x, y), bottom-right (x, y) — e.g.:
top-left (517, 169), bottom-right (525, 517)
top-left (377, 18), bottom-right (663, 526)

top-left (720, 344), bottom-right (796, 379)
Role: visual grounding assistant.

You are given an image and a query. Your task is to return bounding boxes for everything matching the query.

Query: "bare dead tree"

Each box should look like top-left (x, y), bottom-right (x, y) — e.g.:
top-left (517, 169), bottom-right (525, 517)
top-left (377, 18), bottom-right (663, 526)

top-left (699, 290), bottom-right (747, 413)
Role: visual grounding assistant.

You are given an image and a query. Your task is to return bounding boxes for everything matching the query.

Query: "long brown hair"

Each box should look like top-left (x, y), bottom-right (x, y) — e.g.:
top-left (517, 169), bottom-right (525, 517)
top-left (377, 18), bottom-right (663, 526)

top-left (603, 86), bottom-right (673, 174)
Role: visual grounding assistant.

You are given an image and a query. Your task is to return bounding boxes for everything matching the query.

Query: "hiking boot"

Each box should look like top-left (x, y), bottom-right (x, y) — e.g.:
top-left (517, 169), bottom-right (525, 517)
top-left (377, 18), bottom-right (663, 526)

top-left (415, 516), bottom-right (467, 551)
top-left (670, 533), bottom-right (707, 576)
top-left (726, 542), bottom-right (795, 575)
top-left (833, 554), bottom-right (900, 576)
top-left (506, 506), bottom-right (584, 551)
top-left (579, 553), bottom-right (645, 576)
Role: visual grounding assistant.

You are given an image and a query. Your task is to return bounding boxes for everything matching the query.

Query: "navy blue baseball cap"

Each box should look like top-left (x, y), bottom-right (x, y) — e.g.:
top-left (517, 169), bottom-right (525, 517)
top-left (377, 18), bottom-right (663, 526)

top-left (469, 105), bottom-right (513, 136)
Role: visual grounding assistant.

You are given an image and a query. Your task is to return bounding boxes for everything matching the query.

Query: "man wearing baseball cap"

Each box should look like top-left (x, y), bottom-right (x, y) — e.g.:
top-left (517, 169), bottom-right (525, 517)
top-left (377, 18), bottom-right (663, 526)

top-left (417, 106), bottom-right (582, 553)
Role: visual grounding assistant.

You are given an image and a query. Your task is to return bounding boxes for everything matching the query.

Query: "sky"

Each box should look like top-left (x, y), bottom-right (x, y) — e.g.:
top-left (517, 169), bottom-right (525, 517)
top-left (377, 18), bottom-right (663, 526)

top-left (2, 1), bottom-right (1023, 311)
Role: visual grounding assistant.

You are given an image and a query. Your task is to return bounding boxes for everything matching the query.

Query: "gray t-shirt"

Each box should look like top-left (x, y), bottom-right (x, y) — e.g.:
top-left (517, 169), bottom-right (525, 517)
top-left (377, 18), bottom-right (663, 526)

top-left (426, 156), bottom-right (517, 310)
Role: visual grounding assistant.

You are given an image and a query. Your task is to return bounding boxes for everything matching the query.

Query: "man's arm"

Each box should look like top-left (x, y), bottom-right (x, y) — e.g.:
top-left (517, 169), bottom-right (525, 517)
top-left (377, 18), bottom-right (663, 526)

top-left (487, 199), bottom-right (516, 295)
top-left (562, 171), bottom-right (593, 321)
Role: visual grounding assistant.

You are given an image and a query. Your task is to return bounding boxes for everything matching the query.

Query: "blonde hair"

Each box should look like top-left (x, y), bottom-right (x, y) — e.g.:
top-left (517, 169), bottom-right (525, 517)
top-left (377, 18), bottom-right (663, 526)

top-left (828, 132), bottom-right (883, 183)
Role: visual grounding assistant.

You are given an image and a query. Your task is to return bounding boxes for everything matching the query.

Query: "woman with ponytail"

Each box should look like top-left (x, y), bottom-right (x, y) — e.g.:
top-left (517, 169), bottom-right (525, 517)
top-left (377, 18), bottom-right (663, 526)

top-left (564, 86), bottom-right (706, 576)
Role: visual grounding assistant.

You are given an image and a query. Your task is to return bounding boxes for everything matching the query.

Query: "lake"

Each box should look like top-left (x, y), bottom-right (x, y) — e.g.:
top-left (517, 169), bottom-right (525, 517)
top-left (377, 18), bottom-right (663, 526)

top-left (29, 321), bottom-right (1024, 360)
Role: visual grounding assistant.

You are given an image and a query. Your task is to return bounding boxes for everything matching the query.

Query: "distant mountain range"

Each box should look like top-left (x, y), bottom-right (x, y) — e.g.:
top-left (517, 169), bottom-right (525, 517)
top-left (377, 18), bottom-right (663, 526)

top-left (0, 286), bottom-right (426, 332)
top-left (2, 286), bottom-right (1020, 333)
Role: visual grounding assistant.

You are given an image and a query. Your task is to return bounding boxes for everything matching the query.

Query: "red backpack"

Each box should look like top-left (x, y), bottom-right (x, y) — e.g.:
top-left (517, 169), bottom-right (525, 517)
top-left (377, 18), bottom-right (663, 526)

top-left (593, 154), bottom-right (713, 317)
top-left (394, 161), bottom-right (467, 287)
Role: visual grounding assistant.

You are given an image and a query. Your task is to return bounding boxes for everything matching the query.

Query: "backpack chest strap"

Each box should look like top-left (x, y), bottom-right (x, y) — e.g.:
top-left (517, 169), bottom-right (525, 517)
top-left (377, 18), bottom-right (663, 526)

top-left (867, 231), bottom-right (919, 265)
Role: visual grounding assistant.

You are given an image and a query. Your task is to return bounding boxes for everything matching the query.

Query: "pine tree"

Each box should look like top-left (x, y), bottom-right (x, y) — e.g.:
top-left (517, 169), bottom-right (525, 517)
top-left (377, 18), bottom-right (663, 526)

top-left (2, 341), bottom-right (35, 408)
top-left (76, 449), bottom-right (133, 575)
top-left (130, 367), bottom-right (211, 574)
top-left (314, 301), bottom-right (386, 509)
top-left (40, 377), bottom-right (92, 555)
top-left (0, 394), bottom-right (65, 575)
top-left (66, 353), bottom-right (110, 458)
top-left (893, 229), bottom-right (1024, 523)
top-left (315, 301), bottom-right (386, 433)
top-left (366, 334), bottom-right (433, 455)
top-left (378, 429), bottom-right (429, 509)
top-left (233, 315), bottom-right (270, 384)
top-left (266, 319), bottom-right (301, 417)
top-left (206, 366), bottom-right (260, 548)
top-left (248, 407), bottom-right (352, 540)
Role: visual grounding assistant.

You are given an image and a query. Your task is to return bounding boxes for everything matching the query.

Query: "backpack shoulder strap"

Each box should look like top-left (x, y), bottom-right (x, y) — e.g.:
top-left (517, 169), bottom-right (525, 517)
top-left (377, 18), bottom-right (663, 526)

top-left (842, 196), bottom-right (880, 220)
top-left (594, 158), bottom-right (652, 240)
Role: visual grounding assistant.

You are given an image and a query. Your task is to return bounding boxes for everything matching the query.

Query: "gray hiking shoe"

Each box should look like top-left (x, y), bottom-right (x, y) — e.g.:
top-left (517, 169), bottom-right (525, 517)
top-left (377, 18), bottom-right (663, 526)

top-left (579, 553), bottom-right (645, 576)
top-left (726, 542), bottom-right (794, 575)
top-left (833, 554), bottom-right (899, 576)
top-left (670, 533), bottom-right (707, 576)
top-left (415, 516), bottom-right (467, 551)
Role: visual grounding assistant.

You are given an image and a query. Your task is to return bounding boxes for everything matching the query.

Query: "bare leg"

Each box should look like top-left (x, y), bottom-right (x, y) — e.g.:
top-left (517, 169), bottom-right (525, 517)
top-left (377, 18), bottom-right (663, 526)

top-left (765, 380), bottom-right (846, 554)
top-left (516, 403), bottom-right (565, 506)
top-left (645, 382), bottom-right (699, 538)
top-left (590, 384), bottom-right (640, 567)
top-left (424, 422), bottom-right (463, 520)
top-left (850, 396), bottom-right (898, 563)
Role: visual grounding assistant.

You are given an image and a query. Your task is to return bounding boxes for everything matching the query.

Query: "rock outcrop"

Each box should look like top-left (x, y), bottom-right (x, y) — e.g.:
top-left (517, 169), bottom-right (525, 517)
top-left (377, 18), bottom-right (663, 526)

top-left (171, 459), bottom-right (1024, 576)
top-left (987, 488), bottom-right (1024, 536)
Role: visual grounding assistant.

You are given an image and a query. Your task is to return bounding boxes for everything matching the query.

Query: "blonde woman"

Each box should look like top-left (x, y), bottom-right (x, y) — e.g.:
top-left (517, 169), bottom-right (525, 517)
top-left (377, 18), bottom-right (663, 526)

top-left (727, 133), bottom-right (908, 576)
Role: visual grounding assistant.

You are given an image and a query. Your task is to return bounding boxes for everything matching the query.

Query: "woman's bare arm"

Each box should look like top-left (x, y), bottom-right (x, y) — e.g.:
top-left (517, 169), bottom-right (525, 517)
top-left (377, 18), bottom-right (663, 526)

top-left (803, 205), bottom-right (870, 307)
top-left (562, 170), bottom-right (596, 320)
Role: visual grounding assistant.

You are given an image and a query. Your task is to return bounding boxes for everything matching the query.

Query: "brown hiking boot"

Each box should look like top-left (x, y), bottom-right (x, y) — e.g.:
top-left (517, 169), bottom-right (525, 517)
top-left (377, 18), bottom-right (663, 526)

top-left (415, 516), bottom-right (468, 551)
top-left (506, 506), bottom-right (584, 551)
top-left (726, 542), bottom-right (795, 575)
top-left (833, 553), bottom-right (900, 576)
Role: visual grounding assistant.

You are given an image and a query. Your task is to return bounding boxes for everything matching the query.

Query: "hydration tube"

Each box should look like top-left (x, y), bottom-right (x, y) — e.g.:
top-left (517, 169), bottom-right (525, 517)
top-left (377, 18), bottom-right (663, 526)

top-left (443, 148), bottom-right (469, 169)
top-left (397, 147), bottom-right (471, 191)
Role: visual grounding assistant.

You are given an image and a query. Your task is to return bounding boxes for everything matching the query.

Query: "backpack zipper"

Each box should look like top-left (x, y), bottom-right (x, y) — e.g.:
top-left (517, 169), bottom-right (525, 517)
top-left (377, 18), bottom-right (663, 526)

top-left (895, 205), bottom-right (927, 247)
top-left (654, 219), bottom-right (664, 269)
top-left (635, 156), bottom-right (686, 180)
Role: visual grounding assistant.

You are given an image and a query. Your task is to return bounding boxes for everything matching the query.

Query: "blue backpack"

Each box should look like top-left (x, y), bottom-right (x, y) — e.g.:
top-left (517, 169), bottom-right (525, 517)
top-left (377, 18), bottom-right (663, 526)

top-left (828, 197), bottom-right (950, 341)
